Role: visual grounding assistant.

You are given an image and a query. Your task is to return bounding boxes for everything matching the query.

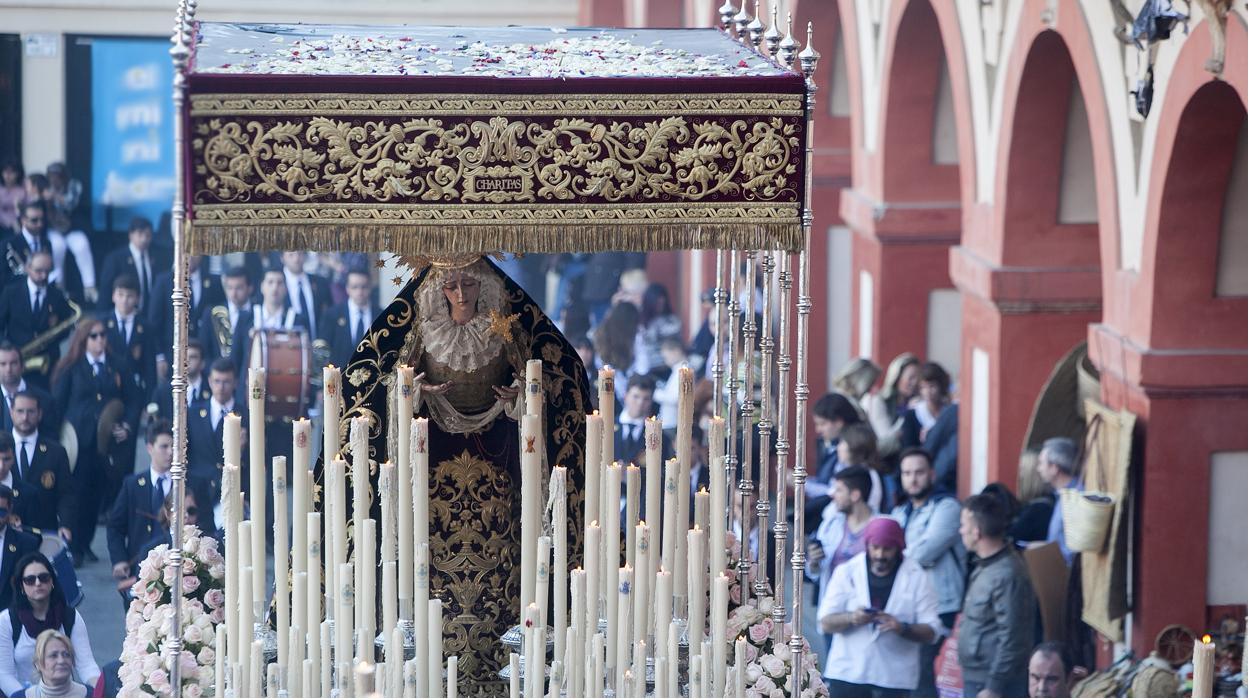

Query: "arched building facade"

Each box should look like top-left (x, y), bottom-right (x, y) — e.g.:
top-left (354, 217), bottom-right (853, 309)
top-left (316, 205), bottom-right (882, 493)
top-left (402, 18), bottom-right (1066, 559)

top-left (583, 0), bottom-right (1248, 659)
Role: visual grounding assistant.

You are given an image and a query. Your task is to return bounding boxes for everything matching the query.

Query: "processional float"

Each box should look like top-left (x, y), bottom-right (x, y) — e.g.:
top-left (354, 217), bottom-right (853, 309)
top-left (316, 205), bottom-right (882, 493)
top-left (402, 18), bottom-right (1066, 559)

top-left (156, 0), bottom-right (822, 694)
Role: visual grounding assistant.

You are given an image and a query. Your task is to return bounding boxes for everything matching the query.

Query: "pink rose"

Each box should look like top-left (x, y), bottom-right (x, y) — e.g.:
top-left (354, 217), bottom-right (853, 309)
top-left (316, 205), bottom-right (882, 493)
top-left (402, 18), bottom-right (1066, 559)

top-left (147, 668), bottom-right (170, 692)
top-left (210, 606), bottom-right (225, 624)
top-left (184, 684), bottom-right (203, 698)
top-left (182, 575), bottom-right (201, 594)
top-left (748, 618), bottom-right (773, 644)
top-left (197, 647), bottom-right (215, 666)
top-left (204, 589), bottom-right (225, 609)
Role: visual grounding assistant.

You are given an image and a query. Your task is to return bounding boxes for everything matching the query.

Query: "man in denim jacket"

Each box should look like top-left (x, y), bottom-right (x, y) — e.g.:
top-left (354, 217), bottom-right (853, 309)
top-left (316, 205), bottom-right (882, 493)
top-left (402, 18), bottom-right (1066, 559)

top-left (957, 493), bottom-right (1036, 698)
top-left (892, 447), bottom-right (966, 697)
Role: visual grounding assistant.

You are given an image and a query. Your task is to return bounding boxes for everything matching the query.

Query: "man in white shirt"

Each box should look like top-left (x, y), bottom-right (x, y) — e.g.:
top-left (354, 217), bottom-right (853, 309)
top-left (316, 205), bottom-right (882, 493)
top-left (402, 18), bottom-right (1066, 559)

top-left (318, 268), bottom-right (375, 368)
top-left (108, 421), bottom-right (174, 580)
top-left (818, 517), bottom-right (941, 696)
top-left (187, 359), bottom-right (245, 478)
top-left (8, 392), bottom-right (73, 539)
top-left (614, 374), bottom-right (657, 467)
top-left (0, 343), bottom-right (57, 432)
top-left (281, 251), bottom-right (328, 337)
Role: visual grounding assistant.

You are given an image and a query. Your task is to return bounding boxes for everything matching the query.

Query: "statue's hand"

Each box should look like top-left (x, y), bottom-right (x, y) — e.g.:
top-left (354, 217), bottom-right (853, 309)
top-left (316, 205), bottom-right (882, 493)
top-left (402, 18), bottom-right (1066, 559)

top-left (423, 381), bottom-right (454, 395)
top-left (493, 384), bottom-right (519, 402)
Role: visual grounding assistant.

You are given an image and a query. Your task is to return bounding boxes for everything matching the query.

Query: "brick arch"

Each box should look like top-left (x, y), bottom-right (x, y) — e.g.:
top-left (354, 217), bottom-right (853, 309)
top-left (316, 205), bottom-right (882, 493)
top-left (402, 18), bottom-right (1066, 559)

top-left (876, 0), bottom-right (961, 202)
top-left (1139, 21), bottom-right (1248, 352)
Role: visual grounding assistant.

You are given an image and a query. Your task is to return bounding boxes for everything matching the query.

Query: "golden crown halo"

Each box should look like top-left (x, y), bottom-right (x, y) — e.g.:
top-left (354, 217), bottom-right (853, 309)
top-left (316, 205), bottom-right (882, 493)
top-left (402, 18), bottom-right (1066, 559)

top-left (396, 252), bottom-right (514, 274)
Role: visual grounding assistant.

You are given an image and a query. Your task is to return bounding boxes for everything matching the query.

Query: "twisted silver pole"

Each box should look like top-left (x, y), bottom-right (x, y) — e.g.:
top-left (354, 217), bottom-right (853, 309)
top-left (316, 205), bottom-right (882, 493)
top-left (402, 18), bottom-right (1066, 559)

top-left (754, 250), bottom-right (774, 602)
top-left (737, 251), bottom-right (757, 596)
top-left (770, 252), bottom-right (791, 642)
top-left (789, 22), bottom-right (820, 694)
top-left (724, 250), bottom-right (740, 535)
top-left (168, 0), bottom-right (192, 694)
top-left (711, 250), bottom-right (727, 421)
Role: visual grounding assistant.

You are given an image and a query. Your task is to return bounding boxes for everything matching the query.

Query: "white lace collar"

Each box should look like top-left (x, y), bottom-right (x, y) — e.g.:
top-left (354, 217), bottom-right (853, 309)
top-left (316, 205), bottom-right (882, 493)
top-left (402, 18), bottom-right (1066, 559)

top-left (418, 313), bottom-right (502, 373)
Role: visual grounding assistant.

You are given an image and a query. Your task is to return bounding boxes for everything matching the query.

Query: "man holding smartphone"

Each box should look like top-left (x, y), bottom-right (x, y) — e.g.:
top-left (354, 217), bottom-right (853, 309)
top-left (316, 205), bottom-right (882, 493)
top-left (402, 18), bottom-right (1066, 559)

top-left (818, 518), bottom-right (943, 696)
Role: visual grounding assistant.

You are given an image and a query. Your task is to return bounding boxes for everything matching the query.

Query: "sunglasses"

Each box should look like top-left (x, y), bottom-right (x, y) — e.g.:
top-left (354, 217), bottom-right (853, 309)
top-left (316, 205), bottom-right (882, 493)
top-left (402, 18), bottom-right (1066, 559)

top-left (21, 573), bottom-right (51, 586)
top-left (88, 331), bottom-right (106, 339)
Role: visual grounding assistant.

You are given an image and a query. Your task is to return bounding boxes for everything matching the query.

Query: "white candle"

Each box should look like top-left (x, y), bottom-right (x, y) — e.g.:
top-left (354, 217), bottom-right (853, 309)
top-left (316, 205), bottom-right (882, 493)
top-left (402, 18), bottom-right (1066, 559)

top-left (320, 621), bottom-right (331, 698)
top-left (590, 633), bottom-right (604, 698)
top-left (249, 641), bottom-right (263, 698)
top-left (710, 451), bottom-right (727, 581)
top-left (603, 464), bottom-right (621, 672)
top-left (446, 656), bottom-right (457, 698)
top-left (735, 635), bottom-right (747, 698)
top-left (674, 367), bottom-right (694, 604)
top-left (412, 417), bottom-right (429, 554)
top-left (247, 369), bottom-right (267, 616)
top-left (353, 661), bottom-right (375, 696)
top-left (291, 574), bottom-right (306, 689)
top-left (570, 568), bottom-right (586, 698)
top-left (654, 570), bottom-right (672, 662)
top-left (652, 461), bottom-right (674, 587)
top-left (222, 465), bottom-right (241, 676)
top-left (302, 658), bottom-right (314, 698)
top-left (687, 527), bottom-right (706, 664)
top-left (535, 535), bottom-right (551, 630)
top-left (224, 412), bottom-right (242, 468)
top-left (382, 560), bottom-right (397, 640)
top-left (238, 560), bottom-right (253, 696)
top-left (323, 366), bottom-right (341, 460)
top-left (387, 626), bottom-right (404, 697)
top-left (337, 562), bottom-right (355, 682)
top-left (598, 367), bottom-right (615, 467)
top-left (522, 603), bottom-right (540, 698)
top-left (305, 513), bottom-right (322, 681)
top-left (624, 465), bottom-right (640, 565)
top-left (292, 418), bottom-right (311, 580)
top-left (584, 523), bottom-right (600, 640)
top-left (667, 622), bottom-right (679, 698)
top-left (1193, 635), bottom-right (1215, 698)
top-left (551, 466), bottom-right (568, 672)
top-left (358, 519), bottom-right (377, 660)
top-left (520, 414), bottom-right (541, 612)
top-left (428, 598), bottom-right (443, 698)
top-left (632, 641), bottom-right (646, 698)
top-left (584, 413), bottom-right (602, 546)
top-left (380, 461), bottom-right (396, 564)
top-left (214, 624), bottom-right (226, 698)
top-left (288, 624), bottom-right (304, 697)
top-left (614, 565), bottom-right (633, 693)
top-left (691, 655), bottom-right (703, 698)
top-left (565, 626), bottom-right (579, 698)
top-left (508, 653), bottom-right (520, 698)
top-left (414, 542), bottom-right (430, 689)
top-left (350, 416), bottom-right (369, 616)
top-left (644, 418), bottom-right (662, 581)
top-left (397, 367), bottom-right (415, 611)
top-left (330, 457), bottom-right (349, 621)
top-left (694, 488), bottom-right (709, 533)
top-left (711, 573), bottom-right (729, 697)
top-left (404, 659), bottom-right (417, 698)
top-left (549, 659), bottom-right (563, 698)
top-left (273, 457), bottom-right (290, 669)
top-left (653, 655), bottom-right (666, 698)
top-left (632, 523), bottom-right (651, 642)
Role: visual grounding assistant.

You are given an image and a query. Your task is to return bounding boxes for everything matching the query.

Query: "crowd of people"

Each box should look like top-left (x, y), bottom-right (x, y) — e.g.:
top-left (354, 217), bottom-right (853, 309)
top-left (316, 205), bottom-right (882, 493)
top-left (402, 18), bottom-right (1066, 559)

top-left (0, 156), bottom-right (1090, 697)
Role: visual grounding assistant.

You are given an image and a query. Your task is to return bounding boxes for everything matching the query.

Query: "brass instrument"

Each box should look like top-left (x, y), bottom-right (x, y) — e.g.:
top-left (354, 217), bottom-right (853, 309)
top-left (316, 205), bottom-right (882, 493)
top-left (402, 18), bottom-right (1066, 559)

top-left (310, 338), bottom-right (331, 389)
top-left (4, 239), bottom-right (22, 276)
top-left (21, 297), bottom-right (82, 376)
top-left (210, 305), bottom-right (232, 358)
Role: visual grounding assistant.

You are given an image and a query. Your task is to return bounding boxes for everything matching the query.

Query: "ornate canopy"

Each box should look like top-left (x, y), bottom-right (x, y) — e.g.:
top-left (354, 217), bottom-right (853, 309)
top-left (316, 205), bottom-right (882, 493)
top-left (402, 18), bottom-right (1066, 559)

top-left (185, 23), bottom-right (808, 255)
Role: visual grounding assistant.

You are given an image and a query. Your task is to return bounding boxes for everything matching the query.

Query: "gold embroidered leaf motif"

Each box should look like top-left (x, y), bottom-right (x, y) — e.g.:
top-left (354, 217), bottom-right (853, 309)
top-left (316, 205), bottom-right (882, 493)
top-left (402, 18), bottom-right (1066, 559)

top-left (347, 367), bottom-right (371, 387)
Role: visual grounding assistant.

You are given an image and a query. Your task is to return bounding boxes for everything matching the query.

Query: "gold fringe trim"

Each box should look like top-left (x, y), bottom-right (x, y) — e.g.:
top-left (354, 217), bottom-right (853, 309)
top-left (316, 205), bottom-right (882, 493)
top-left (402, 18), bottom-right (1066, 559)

top-left (186, 222), bottom-right (804, 255)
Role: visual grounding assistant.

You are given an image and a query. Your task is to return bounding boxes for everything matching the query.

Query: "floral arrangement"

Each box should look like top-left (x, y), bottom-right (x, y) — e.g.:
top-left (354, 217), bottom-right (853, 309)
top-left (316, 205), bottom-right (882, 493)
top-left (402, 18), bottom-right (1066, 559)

top-left (727, 597), bottom-right (829, 698)
top-left (119, 526), bottom-right (226, 697)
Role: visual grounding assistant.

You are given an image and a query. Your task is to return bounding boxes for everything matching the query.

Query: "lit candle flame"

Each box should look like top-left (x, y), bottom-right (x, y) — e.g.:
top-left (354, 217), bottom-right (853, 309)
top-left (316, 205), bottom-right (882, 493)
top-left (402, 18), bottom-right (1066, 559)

top-left (1201, 634), bottom-right (1212, 644)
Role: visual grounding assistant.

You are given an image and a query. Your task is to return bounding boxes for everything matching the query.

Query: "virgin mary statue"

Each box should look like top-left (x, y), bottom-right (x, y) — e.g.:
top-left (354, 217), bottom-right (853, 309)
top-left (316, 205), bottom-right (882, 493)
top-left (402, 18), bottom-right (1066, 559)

top-left (327, 255), bottom-right (589, 693)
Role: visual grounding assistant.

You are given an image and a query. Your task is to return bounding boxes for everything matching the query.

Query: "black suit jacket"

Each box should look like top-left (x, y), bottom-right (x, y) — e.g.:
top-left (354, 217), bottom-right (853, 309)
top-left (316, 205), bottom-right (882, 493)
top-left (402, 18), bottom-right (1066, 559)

top-left (7, 478), bottom-right (42, 533)
top-left (101, 311), bottom-right (156, 390)
top-left (106, 470), bottom-right (164, 567)
top-left (281, 272), bottom-right (332, 337)
top-left (0, 280), bottom-right (73, 377)
top-left (0, 232), bottom-right (83, 300)
top-left (53, 355), bottom-right (143, 458)
top-left (0, 385), bottom-right (60, 435)
top-left (98, 246), bottom-right (169, 315)
top-left (148, 372), bottom-right (211, 423)
top-left (13, 433), bottom-right (74, 533)
top-left (0, 526), bottom-right (41, 612)
top-left (148, 267), bottom-right (224, 363)
top-left (317, 304), bottom-right (373, 370)
top-left (186, 398), bottom-right (247, 481)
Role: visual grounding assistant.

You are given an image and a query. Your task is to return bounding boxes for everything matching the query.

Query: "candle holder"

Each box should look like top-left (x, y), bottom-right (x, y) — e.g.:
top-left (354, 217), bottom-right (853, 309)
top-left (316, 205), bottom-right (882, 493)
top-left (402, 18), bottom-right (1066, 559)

top-left (497, 655), bottom-right (551, 682)
top-left (254, 622), bottom-right (278, 664)
top-left (500, 623), bottom-right (557, 652)
top-left (372, 618), bottom-right (418, 660)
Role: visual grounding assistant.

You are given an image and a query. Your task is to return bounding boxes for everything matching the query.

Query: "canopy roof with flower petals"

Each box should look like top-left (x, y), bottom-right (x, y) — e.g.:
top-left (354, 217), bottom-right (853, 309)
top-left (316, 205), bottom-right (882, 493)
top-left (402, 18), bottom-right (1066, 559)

top-left (184, 22), bottom-right (808, 256)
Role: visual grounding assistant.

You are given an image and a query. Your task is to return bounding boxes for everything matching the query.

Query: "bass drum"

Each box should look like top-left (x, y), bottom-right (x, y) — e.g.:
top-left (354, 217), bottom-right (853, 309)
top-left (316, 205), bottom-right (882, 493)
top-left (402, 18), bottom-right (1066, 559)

top-left (250, 328), bottom-right (310, 423)
top-left (40, 535), bottom-right (83, 608)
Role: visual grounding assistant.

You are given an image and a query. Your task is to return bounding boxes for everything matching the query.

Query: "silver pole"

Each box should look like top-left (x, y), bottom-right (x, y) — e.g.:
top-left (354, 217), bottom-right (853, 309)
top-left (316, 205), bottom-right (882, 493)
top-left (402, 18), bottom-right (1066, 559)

top-left (711, 250), bottom-right (726, 421)
top-left (724, 249), bottom-right (740, 535)
top-left (789, 22), bottom-right (820, 693)
top-left (168, 0), bottom-right (193, 694)
top-left (736, 251), bottom-right (756, 595)
top-left (770, 252), bottom-right (791, 642)
top-left (754, 250), bottom-right (774, 602)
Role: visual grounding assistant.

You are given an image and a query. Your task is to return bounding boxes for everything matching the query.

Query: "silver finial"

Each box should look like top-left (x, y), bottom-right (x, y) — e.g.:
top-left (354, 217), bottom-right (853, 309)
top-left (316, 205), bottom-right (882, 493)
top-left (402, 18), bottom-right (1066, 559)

top-left (748, 0), bottom-right (766, 49)
top-left (778, 12), bottom-right (799, 68)
top-left (798, 21), bottom-right (821, 81)
top-left (764, 2), bottom-right (783, 58)
top-left (733, 3), bottom-right (752, 41)
top-left (719, 0), bottom-right (737, 32)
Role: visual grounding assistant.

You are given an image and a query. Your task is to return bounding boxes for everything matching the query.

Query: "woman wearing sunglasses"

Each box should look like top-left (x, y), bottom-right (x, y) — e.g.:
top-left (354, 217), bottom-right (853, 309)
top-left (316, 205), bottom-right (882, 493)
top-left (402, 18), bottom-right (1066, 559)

top-left (52, 319), bottom-right (141, 567)
top-left (0, 552), bottom-right (100, 695)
